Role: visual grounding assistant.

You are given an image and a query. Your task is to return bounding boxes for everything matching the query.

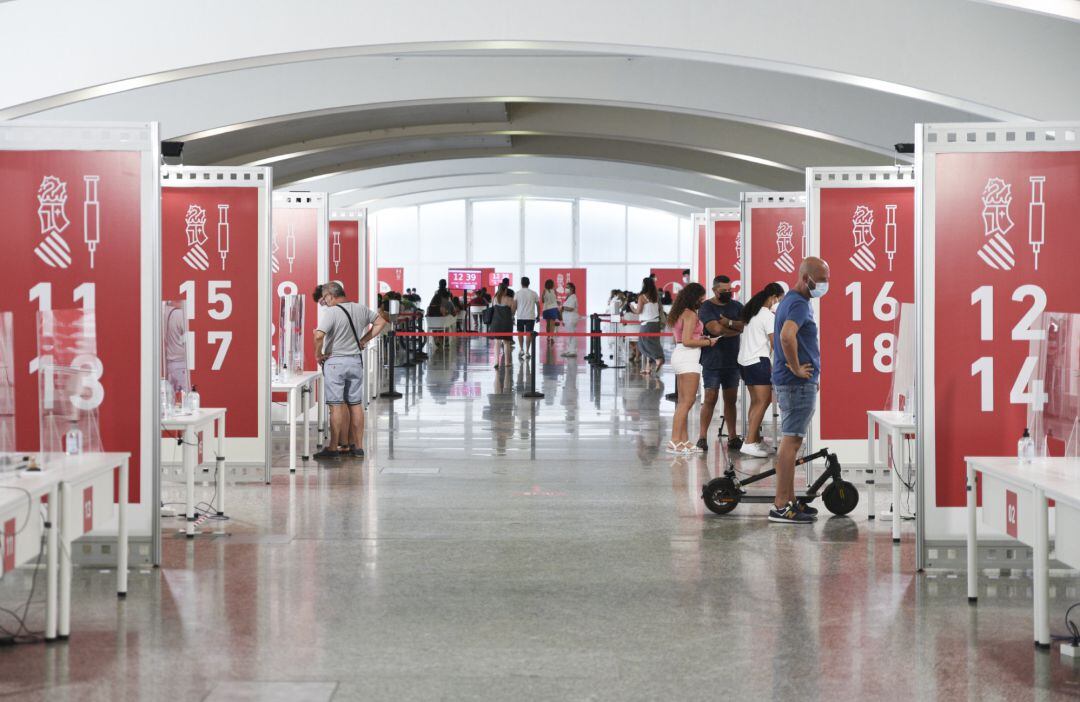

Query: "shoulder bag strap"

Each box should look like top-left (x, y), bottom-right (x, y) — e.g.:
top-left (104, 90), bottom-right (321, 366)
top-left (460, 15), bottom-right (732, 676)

top-left (336, 305), bottom-right (364, 350)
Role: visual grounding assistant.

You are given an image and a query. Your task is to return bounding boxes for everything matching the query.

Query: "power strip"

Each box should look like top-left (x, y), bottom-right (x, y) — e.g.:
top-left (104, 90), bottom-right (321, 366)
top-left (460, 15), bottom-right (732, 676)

top-left (1063, 642), bottom-right (1080, 658)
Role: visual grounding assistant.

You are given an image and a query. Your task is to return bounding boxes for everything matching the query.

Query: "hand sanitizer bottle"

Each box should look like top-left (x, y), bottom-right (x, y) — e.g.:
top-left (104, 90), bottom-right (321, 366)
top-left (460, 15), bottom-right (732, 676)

top-left (65, 420), bottom-right (83, 455)
top-left (1018, 428), bottom-right (1035, 463)
top-left (188, 385), bottom-right (200, 412)
top-left (161, 379), bottom-right (172, 418)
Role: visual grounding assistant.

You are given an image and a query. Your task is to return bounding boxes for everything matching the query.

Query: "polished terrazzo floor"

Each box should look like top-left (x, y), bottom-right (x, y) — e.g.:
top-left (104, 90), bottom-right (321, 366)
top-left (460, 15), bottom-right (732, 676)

top-left (2, 336), bottom-right (1080, 700)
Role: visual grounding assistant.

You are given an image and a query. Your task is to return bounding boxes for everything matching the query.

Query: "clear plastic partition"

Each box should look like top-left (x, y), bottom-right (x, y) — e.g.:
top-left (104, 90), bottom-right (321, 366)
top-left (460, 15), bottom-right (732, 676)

top-left (276, 294), bottom-right (305, 379)
top-left (37, 308), bottom-right (103, 457)
top-left (161, 300), bottom-right (191, 417)
top-left (1028, 311), bottom-right (1080, 459)
top-left (0, 312), bottom-right (14, 455)
top-left (886, 302), bottom-right (917, 414)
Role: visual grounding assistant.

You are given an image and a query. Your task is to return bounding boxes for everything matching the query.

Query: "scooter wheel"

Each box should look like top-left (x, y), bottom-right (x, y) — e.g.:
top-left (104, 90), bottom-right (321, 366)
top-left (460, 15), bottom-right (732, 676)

top-left (702, 477), bottom-right (741, 515)
top-left (822, 480), bottom-right (859, 516)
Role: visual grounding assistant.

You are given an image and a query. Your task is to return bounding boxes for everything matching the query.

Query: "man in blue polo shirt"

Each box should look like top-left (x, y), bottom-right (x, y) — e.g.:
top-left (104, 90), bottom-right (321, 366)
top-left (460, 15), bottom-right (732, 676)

top-left (770, 257), bottom-right (829, 524)
top-left (696, 275), bottom-right (744, 452)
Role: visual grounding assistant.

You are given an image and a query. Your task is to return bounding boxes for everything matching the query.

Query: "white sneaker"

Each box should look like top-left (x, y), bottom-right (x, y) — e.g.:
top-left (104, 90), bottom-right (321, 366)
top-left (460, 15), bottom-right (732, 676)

top-left (740, 442), bottom-right (769, 458)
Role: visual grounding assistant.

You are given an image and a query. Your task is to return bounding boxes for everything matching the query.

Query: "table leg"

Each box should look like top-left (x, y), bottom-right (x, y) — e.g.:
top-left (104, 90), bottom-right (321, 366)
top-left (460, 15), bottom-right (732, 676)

top-left (216, 415), bottom-right (226, 516)
top-left (1033, 486), bottom-right (1050, 648)
top-left (45, 484), bottom-right (58, 640)
top-left (891, 427), bottom-right (902, 543)
top-left (866, 416), bottom-right (877, 520)
top-left (59, 483), bottom-right (71, 638)
top-left (966, 463), bottom-right (977, 603)
top-left (289, 387), bottom-right (297, 473)
top-left (302, 383), bottom-right (311, 461)
top-left (118, 457), bottom-right (128, 597)
top-left (184, 427), bottom-right (197, 538)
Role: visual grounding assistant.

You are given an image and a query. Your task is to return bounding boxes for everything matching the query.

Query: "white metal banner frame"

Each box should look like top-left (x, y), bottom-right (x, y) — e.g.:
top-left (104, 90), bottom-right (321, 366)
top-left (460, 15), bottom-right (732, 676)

top-left (916, 122), bottom-right (1080, 570)
top-left (160, 166), bottom-right (274, 471)
top-left (704, 207), bottom-right (740, 299)
top-left (805, 166), bottom-right (915, 467)
top-left (0, 121), bottom-right (162, 564)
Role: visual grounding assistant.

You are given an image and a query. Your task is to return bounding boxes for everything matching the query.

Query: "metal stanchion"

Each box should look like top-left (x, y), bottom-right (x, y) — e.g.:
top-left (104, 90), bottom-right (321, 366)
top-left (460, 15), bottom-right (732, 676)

top-left (380, 330), bottom-right (403, 399)
top-left (588, 314), bottom-right (607, 368)
top-left (523, 330), bottom-right (544, 399)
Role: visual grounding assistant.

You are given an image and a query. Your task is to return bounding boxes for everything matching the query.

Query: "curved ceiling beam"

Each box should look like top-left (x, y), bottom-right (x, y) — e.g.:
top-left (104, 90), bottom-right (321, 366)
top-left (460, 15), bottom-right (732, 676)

top-left (277, 135), bottom-right (806, 191)
top-left (201, 102), bottom-right (883, 176)
top-left (3, 0), bottom-right (1076, 120)
top-left (329, 171), bottom-right (731, 212)
top-left (313, 156), bottom-right (746, 206)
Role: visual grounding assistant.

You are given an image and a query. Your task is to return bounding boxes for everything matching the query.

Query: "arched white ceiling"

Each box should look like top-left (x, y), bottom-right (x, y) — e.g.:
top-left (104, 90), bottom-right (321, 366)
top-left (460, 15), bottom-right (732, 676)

top-left (3, 0), bottom-right (1076, 213)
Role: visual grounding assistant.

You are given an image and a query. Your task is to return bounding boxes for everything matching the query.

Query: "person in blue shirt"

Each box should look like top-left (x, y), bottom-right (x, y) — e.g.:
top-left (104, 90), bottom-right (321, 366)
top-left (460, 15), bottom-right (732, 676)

top-left (769, 257), bottom-right (830, 525)
top-left (696, 275), bottom-right (745, 452)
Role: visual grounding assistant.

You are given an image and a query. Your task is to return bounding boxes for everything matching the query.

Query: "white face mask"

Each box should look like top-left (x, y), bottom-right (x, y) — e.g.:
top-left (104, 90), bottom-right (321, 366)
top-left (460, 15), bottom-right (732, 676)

top-left (808, 279), bottom-right (829, 298)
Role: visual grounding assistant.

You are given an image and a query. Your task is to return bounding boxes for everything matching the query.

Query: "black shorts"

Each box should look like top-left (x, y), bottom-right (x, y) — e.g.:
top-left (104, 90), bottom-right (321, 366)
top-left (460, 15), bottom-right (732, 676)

top-left (702, 366), bottom-right (741, 390)
top-left (740, 357), bottom-right (772, 386)
top-left (516, 319), bottom-right (535, 333)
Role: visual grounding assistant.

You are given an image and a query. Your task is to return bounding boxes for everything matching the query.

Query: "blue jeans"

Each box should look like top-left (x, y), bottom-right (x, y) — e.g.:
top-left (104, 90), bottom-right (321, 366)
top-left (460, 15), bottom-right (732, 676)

top-left (775, 383), bottom-right (817, 438)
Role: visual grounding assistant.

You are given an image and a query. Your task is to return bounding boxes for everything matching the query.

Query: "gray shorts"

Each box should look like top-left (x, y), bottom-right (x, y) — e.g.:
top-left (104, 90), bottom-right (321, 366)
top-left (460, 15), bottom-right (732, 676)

top-left (323, 355), bottom-right (364, 405)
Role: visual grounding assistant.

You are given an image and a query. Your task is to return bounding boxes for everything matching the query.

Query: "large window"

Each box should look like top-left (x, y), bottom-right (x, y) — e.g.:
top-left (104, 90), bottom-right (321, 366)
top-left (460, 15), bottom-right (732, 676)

top-left (374, 197), bottom-right (691, 313)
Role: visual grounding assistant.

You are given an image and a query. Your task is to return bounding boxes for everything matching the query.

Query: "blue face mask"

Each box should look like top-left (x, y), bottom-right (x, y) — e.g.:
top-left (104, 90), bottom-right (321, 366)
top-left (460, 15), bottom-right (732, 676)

top-left (808, 278), bottom-right (829, 298)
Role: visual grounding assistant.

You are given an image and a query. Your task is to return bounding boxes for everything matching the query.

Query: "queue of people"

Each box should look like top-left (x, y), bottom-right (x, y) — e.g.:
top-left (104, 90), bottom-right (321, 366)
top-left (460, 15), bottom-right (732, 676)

top-left (664, 257), bottom-right (831, 525)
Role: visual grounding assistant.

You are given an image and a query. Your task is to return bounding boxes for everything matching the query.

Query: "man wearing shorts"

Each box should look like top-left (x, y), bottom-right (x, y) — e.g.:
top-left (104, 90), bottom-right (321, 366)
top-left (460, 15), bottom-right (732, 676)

top-left (770, 257), bottom-right (830, 524)
top-left (696, 275), bottom-right (744, 452)
top-left (514, 277), bottom-right (541, 358)
top-left (313, 281), bottom-right (386, 460)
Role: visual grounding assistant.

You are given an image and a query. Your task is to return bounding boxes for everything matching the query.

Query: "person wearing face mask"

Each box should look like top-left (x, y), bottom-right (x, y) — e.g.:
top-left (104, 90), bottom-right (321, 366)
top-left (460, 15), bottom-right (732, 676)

top-left (769, 257), bottom-right (830, 524)
top-left (737, 282), bottom-right (785, 457)
top-left (695, 275), bottom-right (744, 452)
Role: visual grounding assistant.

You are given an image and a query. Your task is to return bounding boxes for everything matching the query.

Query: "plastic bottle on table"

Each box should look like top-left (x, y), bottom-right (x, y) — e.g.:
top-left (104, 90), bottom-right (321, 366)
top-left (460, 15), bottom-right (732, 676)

top-left (1018, 427), bottom-right (1035, 463)
top-left (65, 421), bottom-right (83, 455)
top-left (188, 385), bottom-right (200, 412)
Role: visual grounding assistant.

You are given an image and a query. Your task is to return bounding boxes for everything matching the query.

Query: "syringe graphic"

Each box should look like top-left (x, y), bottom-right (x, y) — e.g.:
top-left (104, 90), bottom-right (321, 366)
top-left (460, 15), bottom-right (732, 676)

top-left (217, 204), bottom-right (230, 270)
top-left (884, 205), bottom-right (897, 271)
top-left (286, 223), bottom-right (296, 273)
top-left (331, 230), bottom-right (341, 273)
top-left (83, 176), bottom-right (100, 269)
top-left (1029, 176), bottom-right (1045, 270)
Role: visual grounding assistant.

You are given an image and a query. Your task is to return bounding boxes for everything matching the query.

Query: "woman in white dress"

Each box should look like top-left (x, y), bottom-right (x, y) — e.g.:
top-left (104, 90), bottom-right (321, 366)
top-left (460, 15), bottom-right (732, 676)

top-left (560, 282), bottom-right (580, 358)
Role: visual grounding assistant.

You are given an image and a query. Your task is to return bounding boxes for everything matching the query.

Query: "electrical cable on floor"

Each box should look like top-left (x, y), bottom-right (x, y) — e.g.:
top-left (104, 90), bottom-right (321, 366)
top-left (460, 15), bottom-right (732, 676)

top-left (0, 531), bottom-right (46, 645)
top-left (1053, 602), bottom-right (1080, 644)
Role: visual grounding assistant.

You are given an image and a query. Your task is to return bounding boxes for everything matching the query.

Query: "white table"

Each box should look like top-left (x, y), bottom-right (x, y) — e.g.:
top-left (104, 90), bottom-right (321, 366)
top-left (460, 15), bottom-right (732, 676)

top-left (867, 410), bottom-right (916, 542)
top-left (0, 451), bottom-right (129, 640)
top-left (272, 371), bottom-right (323, 476)
top-left (965, 456), bottom-right (1080, 649)
top-left (161, 408), bottom-right (227, 537)
top-left (50, 452), bottom-right (130, 638)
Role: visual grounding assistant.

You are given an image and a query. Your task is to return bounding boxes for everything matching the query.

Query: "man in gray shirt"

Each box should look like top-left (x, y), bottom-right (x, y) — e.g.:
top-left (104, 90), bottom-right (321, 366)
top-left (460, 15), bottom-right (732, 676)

top-left (313, 281), bottom-right (387, 459)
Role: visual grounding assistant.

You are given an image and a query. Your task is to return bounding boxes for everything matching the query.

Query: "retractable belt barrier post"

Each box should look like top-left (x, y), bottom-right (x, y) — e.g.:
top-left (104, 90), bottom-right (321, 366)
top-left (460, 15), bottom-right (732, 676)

top-left (380, 330), bottom-right (402, 399)
top-left (523, 330), bottom-right (544, 399)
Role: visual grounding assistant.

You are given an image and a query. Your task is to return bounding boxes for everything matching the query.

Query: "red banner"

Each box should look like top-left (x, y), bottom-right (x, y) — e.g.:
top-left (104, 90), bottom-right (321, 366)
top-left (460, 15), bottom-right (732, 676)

top-left (933, 151), bottom-right (1080, 507)
top-left (329, 219), bottom-right (361, 299)
top-left (377, 267), bottom-right (404, 295)
top-left (488, 271), bottom-right (512, 289)
top-left (749, 206), bottom-right (806, 296)
top-left (163, 186), bottom-right (260, 437)
top-left (713, 219), bottom-right (742, 295)
top-left (448, 268), bottom-right (482, 293)
top-left (539, 268), bottom-right (587, 328)
top-left (272, 207), bottom-right (320, 372)
top-left (818, 187), bottom-right (914, 440)
top-left (650, 268), bottom-right (684, 297)
top-left (0, 150), bottom-right (143, 502)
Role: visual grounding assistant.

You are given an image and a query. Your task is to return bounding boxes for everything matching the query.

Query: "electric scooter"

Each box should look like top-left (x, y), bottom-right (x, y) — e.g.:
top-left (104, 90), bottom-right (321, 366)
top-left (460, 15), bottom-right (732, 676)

top-left (701, 421), bottom-right (859, 516)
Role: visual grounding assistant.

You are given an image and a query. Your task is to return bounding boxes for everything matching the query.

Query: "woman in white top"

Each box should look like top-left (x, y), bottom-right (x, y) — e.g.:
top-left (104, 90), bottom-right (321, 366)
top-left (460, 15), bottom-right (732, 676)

top-left (541, 279), bottom-right (560, 344)
top-left (632, 277), bottom-right (664, 374)
top-left (737, 282), bottom-right (784, 457)
top-left (560, 282), bottom-right (579, 357)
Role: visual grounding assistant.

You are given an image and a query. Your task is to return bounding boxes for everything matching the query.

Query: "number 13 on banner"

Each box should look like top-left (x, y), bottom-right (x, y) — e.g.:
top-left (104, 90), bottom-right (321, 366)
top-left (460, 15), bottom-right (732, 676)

top-left (179, 280), bottom-right (233, 371)
top-left (969, 284), bottom-right (1049, 412)
top-left (27, 282), bottom-right (105, 410)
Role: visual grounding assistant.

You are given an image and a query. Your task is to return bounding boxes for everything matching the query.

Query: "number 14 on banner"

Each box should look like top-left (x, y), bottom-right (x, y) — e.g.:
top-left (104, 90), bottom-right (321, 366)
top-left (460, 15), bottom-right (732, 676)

top-left (970, 284), bottom-right (1049, 412)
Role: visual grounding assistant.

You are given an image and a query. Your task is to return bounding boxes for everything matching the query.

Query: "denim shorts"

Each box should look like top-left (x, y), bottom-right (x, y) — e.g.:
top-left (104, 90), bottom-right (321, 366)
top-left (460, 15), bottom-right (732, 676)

top-left (702, 366), bottom-right (741, 390)
top-left (739, 357), bottom-right (772, 386)
top-left (774, 383), bottom-right (818, 437)
top-left (323, 355), bottom-right (364, 405)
